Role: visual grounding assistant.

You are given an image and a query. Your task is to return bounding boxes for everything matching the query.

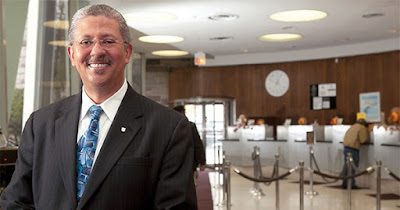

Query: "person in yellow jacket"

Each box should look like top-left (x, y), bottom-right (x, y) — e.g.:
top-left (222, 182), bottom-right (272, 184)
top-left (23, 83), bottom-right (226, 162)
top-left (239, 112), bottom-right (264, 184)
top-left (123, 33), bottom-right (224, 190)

top-left (341, 118), bottom-right (369, 189)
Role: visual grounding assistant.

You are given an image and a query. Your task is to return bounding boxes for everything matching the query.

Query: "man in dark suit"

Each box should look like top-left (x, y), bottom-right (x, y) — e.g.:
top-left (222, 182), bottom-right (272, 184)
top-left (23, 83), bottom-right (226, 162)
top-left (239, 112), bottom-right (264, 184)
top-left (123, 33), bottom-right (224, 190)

top-left (173, 106), bottom-right (206, 185)
top-left (0, 4), bottom-right (197, 210)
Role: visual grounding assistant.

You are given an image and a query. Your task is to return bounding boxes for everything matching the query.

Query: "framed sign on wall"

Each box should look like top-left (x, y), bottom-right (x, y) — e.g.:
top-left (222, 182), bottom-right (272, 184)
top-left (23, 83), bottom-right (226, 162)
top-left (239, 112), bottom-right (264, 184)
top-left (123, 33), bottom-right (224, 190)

top-left (359, 91), bottom-right (381, 122)
top-left (310, 83), bottom-right (336, 110)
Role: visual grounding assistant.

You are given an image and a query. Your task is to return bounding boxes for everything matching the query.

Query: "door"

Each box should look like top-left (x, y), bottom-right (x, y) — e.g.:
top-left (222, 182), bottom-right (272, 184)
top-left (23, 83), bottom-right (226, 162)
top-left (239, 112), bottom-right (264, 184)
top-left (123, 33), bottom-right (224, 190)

top-left (184, 103), bottom-right (225, 165)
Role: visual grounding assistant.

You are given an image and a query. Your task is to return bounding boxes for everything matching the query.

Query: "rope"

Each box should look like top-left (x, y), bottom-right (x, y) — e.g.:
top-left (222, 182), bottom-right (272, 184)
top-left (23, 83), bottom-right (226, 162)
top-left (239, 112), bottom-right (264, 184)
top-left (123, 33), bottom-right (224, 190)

top-left (349, 160), bottom-right (360, 172)
top-left (234, 167), bottom-right (297, 183)
top-left (252, 149), bottom-right (279, 186)
top-left (251, 147), bottom-right (275, 187)
top-left (263, 161), bottom-right (278, 186)
top-left (310, 166), bottom-right (375, 180)
top-left (311, 152), bottom-right (347, 183)
top-left (384, 167), bottom-right (400, 182)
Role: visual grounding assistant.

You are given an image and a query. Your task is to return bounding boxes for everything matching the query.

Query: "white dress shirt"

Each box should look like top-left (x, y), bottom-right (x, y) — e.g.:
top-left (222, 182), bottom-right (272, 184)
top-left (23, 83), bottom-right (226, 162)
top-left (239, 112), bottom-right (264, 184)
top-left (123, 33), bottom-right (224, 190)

top-left (77, 81), bottom-right (128, 166)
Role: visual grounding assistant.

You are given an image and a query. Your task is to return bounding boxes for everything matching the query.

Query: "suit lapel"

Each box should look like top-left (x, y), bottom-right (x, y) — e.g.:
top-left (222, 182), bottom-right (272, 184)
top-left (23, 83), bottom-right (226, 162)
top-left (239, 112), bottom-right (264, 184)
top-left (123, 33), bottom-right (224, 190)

top-left (78, 87), bottom-right (143, 208)
top-left (55, 94), bottom-right (82, 206)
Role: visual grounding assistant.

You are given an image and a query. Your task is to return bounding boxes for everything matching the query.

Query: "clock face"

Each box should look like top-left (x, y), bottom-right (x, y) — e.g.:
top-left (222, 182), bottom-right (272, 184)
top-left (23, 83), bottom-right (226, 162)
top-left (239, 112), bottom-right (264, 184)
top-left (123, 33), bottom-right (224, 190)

top-left (265, 70), bottom-right (290, 97)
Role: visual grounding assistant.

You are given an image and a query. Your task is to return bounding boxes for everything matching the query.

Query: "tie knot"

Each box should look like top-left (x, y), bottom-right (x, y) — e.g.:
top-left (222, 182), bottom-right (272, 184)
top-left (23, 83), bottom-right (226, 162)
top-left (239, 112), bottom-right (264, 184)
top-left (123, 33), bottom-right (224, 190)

top-left (89, 105), bottom-right (103, 120)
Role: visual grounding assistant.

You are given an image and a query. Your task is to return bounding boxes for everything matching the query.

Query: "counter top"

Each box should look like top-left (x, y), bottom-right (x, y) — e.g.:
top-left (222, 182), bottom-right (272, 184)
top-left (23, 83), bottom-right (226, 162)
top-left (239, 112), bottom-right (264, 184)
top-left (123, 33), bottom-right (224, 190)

top-left (218, 139), bottom-right (240, 141)
top-left (247, 139), bottom-right (287, 142)
top-left (380, 143), bottom-right (400, 147)
top-left (220, 124), bottom-right (399, 179)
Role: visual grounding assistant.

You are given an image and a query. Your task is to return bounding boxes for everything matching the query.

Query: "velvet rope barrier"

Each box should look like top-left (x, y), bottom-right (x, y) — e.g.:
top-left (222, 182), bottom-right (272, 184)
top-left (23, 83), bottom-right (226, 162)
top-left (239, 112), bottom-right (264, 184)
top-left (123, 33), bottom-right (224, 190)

top-left (384, 167), bottom-right (400, 182)
top-left (234, 167), bottom-right (297, 183)
top-left (310, 166), bottom-right (375, 180)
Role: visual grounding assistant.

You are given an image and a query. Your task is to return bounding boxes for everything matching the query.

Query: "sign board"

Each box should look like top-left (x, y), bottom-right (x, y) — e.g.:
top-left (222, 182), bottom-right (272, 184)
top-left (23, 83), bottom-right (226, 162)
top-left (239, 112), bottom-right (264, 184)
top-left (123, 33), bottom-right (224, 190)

top-left (310, 83), bottom-right (336, 110)
top-left (359, 92), bottom-right (381, 122)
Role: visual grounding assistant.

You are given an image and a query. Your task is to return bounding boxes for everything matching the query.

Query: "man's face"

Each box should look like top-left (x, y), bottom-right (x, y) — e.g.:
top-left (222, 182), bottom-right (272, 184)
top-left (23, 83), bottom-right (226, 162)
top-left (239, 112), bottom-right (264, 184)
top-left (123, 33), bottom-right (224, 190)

top-left (68, 15), bottom-right (132, 90)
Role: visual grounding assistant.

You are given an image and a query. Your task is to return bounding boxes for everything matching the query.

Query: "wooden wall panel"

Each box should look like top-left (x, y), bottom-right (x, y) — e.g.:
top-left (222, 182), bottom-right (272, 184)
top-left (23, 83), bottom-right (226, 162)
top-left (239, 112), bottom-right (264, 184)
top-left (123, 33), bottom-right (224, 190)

top-left (169, 51), bottom-right (400, 125)
top-left (168, 68), bottom-right (196, 104)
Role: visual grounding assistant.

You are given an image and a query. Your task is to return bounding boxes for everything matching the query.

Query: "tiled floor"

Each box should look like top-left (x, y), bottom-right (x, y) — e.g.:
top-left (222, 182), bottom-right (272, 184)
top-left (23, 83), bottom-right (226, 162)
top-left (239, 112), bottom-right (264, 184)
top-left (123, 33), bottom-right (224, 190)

top-left (208, 166), bottom-right (400, 210)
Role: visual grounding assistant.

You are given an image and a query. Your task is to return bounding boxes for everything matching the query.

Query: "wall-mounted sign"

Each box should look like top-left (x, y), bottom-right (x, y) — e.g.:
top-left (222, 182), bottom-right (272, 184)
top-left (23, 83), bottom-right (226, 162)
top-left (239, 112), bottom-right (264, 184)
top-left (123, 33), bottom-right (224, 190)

top-left (318, 83), bottom-right (336, 97)
top-left (359, 92), bottom-right (381, 122)
top-left (310, 83), bottom-right (336, 110)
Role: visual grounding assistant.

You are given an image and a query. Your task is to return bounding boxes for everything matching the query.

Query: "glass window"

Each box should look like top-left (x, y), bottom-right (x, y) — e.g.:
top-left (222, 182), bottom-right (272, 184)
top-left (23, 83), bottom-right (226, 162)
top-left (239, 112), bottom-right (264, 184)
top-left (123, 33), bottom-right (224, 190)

top-left (1, 0), bottom-right (29, 146)
top-left (37, 0), bottom-right (71, 107)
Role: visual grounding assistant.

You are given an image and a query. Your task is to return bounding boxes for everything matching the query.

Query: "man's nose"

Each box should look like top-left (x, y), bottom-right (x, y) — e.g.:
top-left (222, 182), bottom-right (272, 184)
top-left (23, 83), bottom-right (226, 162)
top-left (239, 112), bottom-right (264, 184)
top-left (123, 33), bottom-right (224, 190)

top-left (90, 41), bottom-right (106, 56)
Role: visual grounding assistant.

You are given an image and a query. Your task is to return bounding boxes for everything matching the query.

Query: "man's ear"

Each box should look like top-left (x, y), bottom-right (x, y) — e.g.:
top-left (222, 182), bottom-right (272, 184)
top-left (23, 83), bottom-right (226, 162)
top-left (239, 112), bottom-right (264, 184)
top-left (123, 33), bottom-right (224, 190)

top-left (67, 46), bottom-right (76, 67)
top-left (124, 44), bottom-right (133, 64)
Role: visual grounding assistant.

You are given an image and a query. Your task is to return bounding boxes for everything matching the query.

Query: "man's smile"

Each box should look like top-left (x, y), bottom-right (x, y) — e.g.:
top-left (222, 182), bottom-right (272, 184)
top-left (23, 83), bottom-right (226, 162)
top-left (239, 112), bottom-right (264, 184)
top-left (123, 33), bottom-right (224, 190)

top-left (88, 63), bottom-right (109, 68)
top-left (85, 57), bottom-right (112, 69)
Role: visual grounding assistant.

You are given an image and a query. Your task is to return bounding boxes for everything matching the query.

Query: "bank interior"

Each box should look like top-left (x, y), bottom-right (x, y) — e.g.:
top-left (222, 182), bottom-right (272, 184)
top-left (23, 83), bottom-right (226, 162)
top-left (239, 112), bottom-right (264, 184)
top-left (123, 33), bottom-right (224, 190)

top-left (0, 1), bottom-right (399, 209)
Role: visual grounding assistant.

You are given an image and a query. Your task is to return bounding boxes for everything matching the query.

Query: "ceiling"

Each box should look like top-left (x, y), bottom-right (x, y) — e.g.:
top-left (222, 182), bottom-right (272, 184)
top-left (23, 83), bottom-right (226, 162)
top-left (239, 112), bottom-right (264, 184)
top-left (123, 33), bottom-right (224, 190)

top-left (88, 0), bottom-right (400, 66)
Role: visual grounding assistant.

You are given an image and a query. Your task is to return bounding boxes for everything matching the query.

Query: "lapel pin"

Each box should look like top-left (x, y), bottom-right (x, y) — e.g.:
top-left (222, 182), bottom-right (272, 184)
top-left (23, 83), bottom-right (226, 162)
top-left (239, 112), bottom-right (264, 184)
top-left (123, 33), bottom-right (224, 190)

top-left (121, 127), bottom-right (126, 132)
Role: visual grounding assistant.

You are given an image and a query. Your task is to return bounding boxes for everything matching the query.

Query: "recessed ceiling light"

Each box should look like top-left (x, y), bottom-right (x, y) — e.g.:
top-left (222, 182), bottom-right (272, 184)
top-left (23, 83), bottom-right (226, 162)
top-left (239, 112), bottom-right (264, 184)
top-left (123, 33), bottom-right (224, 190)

top-left (362, 13), bottom-right (384, 18)
top-left (48, 40), bottom-right (69, 47)
top-left (258, 33), bottom-right (303, 42)
top-left (270, 10), bottom-right (327, 22)
top-left (124, 12), bottom-right (177, 24)
top-left (389, 29), bottom-right (398, 33)
top-left (139, 35), bottom-right (184, 43)
top-left (209, 14), bottom-right (239, 21)
top-left (151, 50), bottom-right (189, 57)
top-left (44, 20), bottom-right (69, 29)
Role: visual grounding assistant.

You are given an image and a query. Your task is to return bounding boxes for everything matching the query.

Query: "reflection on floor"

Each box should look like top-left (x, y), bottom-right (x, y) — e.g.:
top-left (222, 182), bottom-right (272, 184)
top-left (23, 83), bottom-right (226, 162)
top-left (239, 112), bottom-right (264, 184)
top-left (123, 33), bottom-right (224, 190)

top-left (208, 166), bottom-right (400, 210)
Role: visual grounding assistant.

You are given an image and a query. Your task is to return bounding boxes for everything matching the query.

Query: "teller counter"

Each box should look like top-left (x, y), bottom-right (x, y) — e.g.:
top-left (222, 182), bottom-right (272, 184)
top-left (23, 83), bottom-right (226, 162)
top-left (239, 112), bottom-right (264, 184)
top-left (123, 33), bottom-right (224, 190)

top-left (220, 125), bottom-right (399, 179)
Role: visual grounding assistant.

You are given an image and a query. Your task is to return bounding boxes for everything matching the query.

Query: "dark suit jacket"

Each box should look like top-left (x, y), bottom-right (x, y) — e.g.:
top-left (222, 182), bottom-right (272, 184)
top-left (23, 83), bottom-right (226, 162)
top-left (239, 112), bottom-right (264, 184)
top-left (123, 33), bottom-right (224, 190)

top-left (0, 86), bottom-right (197, 210)
top-left (189, 122), bottom-right (205, 171)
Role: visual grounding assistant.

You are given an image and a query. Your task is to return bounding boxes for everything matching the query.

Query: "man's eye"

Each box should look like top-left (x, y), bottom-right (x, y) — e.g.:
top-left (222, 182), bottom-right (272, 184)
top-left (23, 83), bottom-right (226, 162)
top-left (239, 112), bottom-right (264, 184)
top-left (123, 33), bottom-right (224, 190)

top-left (81, 40), bottom-right (92, 45)
top-left (103, 40), bottom-right (116, 44)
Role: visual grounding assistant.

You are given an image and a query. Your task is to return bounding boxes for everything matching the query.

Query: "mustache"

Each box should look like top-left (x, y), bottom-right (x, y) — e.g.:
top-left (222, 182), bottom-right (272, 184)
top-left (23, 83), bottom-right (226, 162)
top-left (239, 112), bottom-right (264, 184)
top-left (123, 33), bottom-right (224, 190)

top-left (84, 57), bottom-right (112, 65)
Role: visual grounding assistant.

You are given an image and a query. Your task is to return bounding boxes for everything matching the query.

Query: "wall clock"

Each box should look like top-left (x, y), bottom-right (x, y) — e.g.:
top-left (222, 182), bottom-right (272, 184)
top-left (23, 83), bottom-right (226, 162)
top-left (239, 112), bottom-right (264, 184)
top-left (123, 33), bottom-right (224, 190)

top-left (265, 70), bottom-right (290, 97)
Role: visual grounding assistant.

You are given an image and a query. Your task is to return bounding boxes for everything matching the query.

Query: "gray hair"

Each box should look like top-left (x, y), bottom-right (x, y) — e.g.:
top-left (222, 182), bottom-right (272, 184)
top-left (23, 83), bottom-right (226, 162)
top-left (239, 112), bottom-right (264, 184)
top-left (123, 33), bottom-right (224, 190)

top-left (68, 4), bottom-right (131, 46)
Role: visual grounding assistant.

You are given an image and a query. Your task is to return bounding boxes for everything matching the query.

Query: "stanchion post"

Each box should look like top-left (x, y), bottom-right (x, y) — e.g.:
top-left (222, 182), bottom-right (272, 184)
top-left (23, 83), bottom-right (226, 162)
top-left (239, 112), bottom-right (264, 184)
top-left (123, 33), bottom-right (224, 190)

top-left (216, 146), bottom-right (222, 188)
top-left (299, 161), bottom-right (304, 210)
top-left (305, 146), bottom-right (318, 197)
top-left (309, 146), bottom-right (314, 190)
top-left (218, 145), bottom-right (222, 164)
top-left (252, 146), bottom-right (259, 193)
top-left (250, 146), bottom-right (264, 197)
top-left (376, 161), bottom-right (382, 210)
top-left (346, 153), bottom-right (352, 210)
top-left (226, 161), bottom-right (232, 210)
top-left (256, 146), bottom-right (263, 197)
top-left (217, 152), bottom-right (226, 206)
top-left (221, 151), bottom-right (226, 202)
top-left (275, 153), bottom-right (280, 210)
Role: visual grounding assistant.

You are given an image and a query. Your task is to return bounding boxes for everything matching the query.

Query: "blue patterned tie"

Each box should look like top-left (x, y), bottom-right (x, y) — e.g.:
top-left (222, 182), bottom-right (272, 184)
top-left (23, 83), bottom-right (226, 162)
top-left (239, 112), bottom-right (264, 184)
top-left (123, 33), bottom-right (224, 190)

top-left (76, 105), bottom-right (103, 202)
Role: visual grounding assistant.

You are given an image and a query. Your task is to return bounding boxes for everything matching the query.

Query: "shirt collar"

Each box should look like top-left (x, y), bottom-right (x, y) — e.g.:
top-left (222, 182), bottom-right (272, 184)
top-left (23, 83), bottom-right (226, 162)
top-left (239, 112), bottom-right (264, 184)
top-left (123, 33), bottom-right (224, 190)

top-left (80, 81), bottom-right (128, 122)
